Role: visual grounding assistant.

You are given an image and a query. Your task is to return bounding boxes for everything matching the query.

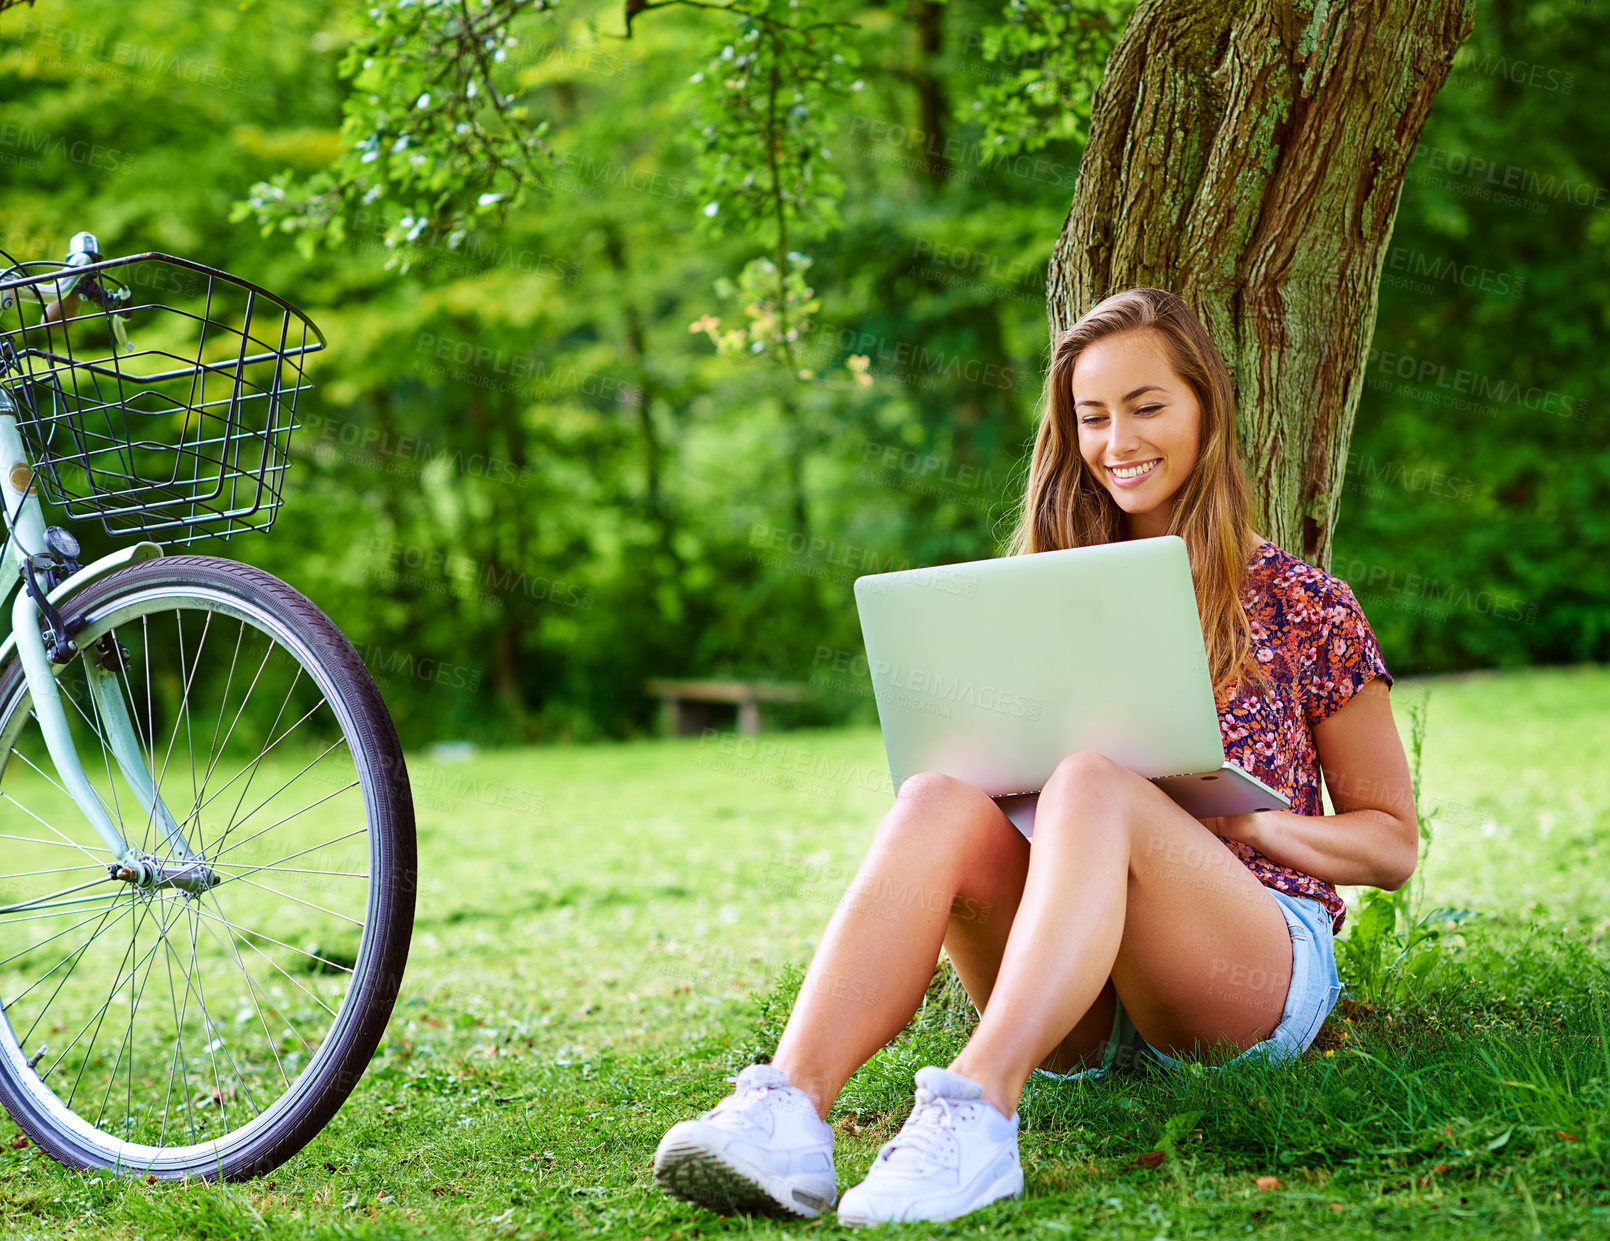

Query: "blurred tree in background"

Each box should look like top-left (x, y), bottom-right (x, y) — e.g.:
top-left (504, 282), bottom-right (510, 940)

top-left (1332, 0), bottom-right (1610, 673)
top-left (1, 0), bottom-right (1605, 747)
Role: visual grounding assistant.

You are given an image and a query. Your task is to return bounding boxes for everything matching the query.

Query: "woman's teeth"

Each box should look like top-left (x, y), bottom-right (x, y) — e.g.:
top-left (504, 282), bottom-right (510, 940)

top-left (1109, 459), bottom-right (1159, 481)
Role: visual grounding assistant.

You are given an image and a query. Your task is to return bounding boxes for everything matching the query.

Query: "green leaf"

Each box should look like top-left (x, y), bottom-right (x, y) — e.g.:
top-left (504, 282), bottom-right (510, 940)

top-left (1157, 1109), bottom-right (1205, 1150)
top-left (1352, 893), bottom-right (1396, 954)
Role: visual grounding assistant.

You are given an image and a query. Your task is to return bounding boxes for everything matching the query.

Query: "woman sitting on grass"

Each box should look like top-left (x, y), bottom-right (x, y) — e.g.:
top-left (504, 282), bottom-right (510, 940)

top-left (653, 287), bottom-right (1419, 1226)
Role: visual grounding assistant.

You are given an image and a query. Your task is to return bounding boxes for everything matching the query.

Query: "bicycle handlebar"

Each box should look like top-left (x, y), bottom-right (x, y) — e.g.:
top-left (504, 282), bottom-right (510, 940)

top-left (39, 234), bottom-right (101, 324)
top-left (20, 234), bottom-right (101, 324)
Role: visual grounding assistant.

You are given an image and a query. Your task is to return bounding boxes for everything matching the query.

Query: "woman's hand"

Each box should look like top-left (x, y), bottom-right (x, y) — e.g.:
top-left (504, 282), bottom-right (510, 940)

top-left (1197, 812), bottom-right (1266, 849)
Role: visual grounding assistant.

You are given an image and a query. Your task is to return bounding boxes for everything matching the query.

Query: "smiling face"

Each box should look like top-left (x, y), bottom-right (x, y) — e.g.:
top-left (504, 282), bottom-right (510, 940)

top-left (1072, 328), bottom-right (1203, 539)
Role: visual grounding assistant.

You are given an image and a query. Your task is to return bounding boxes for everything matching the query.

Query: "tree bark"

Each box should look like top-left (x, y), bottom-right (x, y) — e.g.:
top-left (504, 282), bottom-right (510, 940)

top-left (1047, 0), bottom-right (1475, 570)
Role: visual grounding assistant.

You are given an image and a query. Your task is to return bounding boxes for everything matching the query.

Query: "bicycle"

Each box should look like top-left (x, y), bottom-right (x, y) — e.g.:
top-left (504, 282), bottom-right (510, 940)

top-left (0, 233), bottom-right (416, 1180)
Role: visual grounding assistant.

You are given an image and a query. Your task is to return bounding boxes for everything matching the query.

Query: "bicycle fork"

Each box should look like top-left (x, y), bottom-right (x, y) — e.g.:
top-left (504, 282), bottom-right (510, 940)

top-left (0, 404), bottom-right (213, 898)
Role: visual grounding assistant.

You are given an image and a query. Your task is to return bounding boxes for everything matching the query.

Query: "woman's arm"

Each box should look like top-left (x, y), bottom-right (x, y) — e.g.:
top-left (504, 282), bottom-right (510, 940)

top-left (1203, 679), bottom-right (1420, 890)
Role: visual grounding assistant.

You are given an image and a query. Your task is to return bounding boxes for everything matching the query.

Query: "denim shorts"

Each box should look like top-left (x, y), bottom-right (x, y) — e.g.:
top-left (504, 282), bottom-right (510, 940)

top-left (1033, 888), bottom-right (1344, 1082)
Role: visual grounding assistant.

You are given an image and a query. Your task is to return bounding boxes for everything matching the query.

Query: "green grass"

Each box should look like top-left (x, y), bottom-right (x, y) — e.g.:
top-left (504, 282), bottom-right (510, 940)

top-left (1, 666), bottom-right (1608, 1238)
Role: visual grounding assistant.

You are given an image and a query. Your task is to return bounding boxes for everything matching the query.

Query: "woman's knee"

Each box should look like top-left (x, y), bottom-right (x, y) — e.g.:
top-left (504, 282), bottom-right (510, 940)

top-left (877, 771), bottom-right (1000, 853)
top-left (894, 769), bottom-right (983, 805)
top-left (1042, 750), bottom-right (1126, 802)
top-left (1035, 753), bottom-right (1138, 837)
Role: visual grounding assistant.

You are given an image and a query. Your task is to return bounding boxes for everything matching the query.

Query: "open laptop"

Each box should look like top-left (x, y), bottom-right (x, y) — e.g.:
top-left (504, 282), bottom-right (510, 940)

top-left (851, 535), bottom-right (1289, 837)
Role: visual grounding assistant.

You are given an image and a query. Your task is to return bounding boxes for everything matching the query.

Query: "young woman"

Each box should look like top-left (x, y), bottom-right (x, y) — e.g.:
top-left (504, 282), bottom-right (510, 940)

top-left (653, 287), bottom-right (1419, 1226)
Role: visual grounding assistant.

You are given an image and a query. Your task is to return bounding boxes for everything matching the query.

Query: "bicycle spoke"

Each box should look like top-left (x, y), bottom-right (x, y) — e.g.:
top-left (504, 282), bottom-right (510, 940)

top-left (209, 862), bottom-right (368, 881)
top-left (147, 609), bottom-right (211, 862)
top-left (196, 696), bottom-right (345, 856)
top-left (188, 631), bottom-right (276, 848)
top-left (5, 898), bottom-right (137, 1023)
top-left (2, 762), bottom-right (123, 849)
top-left (167, 904), bottom-right (264, 1123)
top-left (218, 664), bottom-right (304, 847)
top-left (56, 895), bottom-right (162, 1101)
top-left (57, 676), bottom-right (114, 752)
top-left (183, 613), bottom-right (210, 861)
top-left (205, 825), bottom-right (366, 876)
top-left (157, 922), bottom-right (199, 1147)
top-left (7, 747), bottom-right (125, 850)
top-left (209, 742), bottom-right (356, 858)
top-left (190, 904), bottom-right (293, 1091)
top-left (1, 781), bottom-right (110, 867)
top-left (184, 894), bottom-right (339, 1023)
top-left (218, 875), bottom-right (364, 928)
top-left (11, 897), bottom-right (136, 1053)
top-left (0, 894), bottom-right (134, 925)
top-left (180, 902), bottom-right (232, 1131)
top-left (184, 910), bottom-right (356, 978)
top-left (187, 689), bottom-right (330, 827)
top-left (0, 901), bottom-right (142, 969)
top-left (209, 778), bottom-right (361, 865)
top-left (140, 900), bottom-right (210, 1143)
top-left (0, 829), bottom-right (109, 849)
top-left (124, 898), bottom-right (204, 1138)
top-left (0, 875), bottom-right (122, 917)
top-left (201, 620), bottom-right (247, 797)
top-left (107, 905), bottom-right (167, 1133)
top-left (182, 902), bottom-right (352, 1005)
top-left (0, 863), bottom-right (112, 881)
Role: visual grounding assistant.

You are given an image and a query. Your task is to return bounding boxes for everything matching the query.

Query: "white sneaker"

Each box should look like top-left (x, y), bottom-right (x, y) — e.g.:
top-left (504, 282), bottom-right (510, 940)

top-left (837, 1066), bottom-right (1022, 1226)
top-left (653, 1063), bottom-right (837, 1218)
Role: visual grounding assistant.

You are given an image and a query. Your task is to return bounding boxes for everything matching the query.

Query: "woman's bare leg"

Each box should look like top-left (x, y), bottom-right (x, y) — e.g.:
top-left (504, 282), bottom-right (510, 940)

top-left (770, 772), bottom-right (1033, 1118)
top-left (949, 750), bottom-right (1294, 1117)
top-left (942, 858), bottom-right (1120, 1078)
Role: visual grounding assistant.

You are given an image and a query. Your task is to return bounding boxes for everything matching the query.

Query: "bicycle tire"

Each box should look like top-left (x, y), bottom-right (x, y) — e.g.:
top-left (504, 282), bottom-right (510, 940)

top-left (0, 555), bottom-right (414, 1179)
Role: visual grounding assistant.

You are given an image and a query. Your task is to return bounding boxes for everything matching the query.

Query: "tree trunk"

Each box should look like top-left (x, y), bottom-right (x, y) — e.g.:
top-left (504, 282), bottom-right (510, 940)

top-left (453, 316), bottom-right (528, 716)
top-left (909, 0), bottom-right (950, 185)
top-left (1047, 0), bottom-right (1475, 570)
top-left (602, 220), bottom-right (685, 576)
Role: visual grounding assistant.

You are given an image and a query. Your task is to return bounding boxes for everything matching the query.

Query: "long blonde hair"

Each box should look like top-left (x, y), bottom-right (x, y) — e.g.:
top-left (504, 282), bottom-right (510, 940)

top-left (1003, 287), bottom-right (1273, 700)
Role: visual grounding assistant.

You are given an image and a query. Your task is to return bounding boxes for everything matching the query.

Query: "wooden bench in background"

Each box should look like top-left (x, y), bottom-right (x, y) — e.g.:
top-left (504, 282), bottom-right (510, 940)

top-left (644, 678), bottom-right (811, 737)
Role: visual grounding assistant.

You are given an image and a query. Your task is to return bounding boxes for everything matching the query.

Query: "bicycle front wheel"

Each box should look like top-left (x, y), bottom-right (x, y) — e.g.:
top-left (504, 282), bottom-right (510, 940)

top-left (0, 555), bottom-right (414, 1179)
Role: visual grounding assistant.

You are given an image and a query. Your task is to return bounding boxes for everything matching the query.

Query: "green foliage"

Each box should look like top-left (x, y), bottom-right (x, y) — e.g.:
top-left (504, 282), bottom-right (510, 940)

top-left (245, 0), bottom-right (863, 271)
top-left (241, 0), bottom-right (558, 266)
top-left (700, 251), bottom-right (819, 358)
top-left (677, 0), bottom-right (859, 248)
top-left (969, 0), bottom-right (1126, 157)
top-left (690, 251), bottom-right (867, 388)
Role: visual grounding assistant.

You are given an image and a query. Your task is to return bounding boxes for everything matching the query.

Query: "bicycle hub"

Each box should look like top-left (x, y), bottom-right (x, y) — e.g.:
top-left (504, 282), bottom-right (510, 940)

top-left (108, 855), bottom-right (221, 895)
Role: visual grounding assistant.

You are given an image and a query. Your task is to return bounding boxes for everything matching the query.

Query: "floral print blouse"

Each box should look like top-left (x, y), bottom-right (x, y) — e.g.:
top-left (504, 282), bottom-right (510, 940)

top-left (1213, 540), bottom-right (1394, 934)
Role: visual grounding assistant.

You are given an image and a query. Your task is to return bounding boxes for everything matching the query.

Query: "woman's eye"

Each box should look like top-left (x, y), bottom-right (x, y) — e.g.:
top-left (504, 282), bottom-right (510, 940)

top-left (1080, 407), bottom-right (1159, 425)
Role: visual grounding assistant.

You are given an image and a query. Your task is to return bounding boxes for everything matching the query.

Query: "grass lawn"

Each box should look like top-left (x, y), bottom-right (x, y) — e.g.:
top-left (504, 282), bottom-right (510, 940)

top-left (1, 665), bottom-right (1607, 1238)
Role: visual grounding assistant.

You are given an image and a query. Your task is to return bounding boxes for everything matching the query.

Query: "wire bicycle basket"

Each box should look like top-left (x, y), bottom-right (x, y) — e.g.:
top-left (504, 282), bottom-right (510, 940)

top-left (0, 252), bottom-right (325, 546)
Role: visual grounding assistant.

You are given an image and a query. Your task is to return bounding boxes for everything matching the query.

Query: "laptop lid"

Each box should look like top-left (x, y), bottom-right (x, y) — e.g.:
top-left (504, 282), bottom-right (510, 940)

top-left (852, 535), bottom-right (1226, 796)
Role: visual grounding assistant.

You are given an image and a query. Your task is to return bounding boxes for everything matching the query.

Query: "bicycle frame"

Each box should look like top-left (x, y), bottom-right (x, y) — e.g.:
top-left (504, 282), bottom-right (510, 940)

top-left (0, 384), bottom-right (203, 895)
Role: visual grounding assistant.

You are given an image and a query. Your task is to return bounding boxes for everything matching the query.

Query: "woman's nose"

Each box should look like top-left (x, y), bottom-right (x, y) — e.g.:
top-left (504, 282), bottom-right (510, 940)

top-left (1109, 416), bottom-right (1144, 454)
